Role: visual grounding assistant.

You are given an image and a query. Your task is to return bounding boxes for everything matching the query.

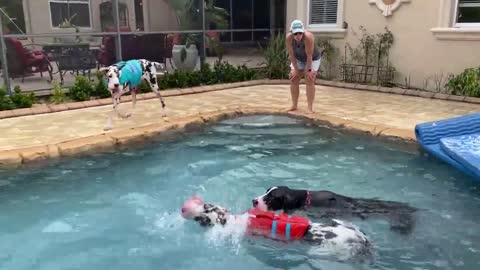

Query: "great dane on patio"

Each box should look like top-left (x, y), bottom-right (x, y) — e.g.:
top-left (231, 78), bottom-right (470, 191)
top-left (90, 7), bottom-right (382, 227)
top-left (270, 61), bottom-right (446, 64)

top-left (99, 59), bottom-right (167, 131)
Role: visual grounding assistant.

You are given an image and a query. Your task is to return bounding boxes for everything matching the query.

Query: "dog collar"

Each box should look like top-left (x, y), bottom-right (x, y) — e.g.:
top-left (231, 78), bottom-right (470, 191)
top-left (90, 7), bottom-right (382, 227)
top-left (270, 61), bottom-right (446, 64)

top-left (304, 191), bottom-right (312, 209)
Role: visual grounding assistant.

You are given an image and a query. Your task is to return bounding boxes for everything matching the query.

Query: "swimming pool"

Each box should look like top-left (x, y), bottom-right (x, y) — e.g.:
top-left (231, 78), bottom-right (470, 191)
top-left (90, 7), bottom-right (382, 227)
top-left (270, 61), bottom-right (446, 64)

top-left (1, 115), bottom-right (480, 270)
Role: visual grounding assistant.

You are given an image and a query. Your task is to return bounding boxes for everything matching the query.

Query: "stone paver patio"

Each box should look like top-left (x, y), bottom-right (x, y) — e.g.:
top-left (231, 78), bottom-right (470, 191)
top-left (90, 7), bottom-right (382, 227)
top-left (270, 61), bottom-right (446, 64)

top-left (1, 83), bottom-right (479, 165)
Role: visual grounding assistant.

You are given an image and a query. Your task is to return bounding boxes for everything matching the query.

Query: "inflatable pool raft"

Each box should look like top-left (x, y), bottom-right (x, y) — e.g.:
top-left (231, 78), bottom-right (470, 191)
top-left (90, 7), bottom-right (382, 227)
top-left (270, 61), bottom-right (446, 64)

top-left (415, 113), bottom-right (480, 180)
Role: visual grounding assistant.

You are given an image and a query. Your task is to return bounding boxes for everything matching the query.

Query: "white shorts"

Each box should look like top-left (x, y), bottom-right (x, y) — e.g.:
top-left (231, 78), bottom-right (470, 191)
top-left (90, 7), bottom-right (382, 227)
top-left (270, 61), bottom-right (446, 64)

top-left (290, 59), bottom-right (321, 72)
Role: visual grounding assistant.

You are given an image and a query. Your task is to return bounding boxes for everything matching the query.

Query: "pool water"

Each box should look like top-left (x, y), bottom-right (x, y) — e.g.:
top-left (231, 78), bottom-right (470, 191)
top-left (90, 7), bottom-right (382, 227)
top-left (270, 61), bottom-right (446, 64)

top-left (1, 115), bottom-right (480, 270)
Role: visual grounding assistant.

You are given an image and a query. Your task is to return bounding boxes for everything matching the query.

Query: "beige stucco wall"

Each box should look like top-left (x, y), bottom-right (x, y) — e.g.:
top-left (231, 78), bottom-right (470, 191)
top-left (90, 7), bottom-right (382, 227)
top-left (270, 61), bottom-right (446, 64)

top-left (287, 0), bottom-right (480, 91)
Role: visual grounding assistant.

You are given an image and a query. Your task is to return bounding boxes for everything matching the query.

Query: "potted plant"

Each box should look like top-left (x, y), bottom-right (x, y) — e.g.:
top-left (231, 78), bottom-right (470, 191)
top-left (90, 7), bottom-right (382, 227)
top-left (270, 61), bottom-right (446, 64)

top-left (169, 0), bottom-right (228, 71)
top-left (55, 14), bottom-right (81, 43)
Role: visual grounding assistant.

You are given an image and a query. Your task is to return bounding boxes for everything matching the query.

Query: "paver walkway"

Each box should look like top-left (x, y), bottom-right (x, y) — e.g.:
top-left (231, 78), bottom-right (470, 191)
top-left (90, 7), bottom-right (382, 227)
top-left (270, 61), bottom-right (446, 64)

top-left (1, 84), bottom-right (479, 151)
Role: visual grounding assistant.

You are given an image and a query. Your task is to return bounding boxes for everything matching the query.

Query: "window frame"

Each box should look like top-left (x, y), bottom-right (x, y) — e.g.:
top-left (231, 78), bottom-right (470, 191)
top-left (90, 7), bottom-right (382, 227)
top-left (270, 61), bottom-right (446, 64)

top-left (307, 0), bottom-right (339, 29)
top-left (48, 0), bottom-right (93, 30)
top-left (454, 0), bottom-right (480, 28)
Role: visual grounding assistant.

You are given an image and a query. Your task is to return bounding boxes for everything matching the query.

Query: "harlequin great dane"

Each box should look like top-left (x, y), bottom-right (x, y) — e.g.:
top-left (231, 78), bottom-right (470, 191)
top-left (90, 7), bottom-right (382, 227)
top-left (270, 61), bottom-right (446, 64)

top-left (99, 59), bottom-right (167, 131)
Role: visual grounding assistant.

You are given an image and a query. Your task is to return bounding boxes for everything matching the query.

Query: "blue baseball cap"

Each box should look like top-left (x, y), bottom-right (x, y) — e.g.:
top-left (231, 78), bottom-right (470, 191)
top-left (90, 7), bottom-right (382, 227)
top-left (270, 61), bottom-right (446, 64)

top-left (290, 20), bottom-right (305, 34)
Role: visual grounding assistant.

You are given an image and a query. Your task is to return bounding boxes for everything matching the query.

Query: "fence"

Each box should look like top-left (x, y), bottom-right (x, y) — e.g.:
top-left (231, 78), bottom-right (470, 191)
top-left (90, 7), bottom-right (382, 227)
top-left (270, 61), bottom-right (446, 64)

top-left (0, 0), bottom-right (285, 95)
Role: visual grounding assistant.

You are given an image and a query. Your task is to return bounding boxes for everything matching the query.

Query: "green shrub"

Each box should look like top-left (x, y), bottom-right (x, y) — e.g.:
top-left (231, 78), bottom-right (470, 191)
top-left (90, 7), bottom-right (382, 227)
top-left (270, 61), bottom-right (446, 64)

top-left (158, 61), bottom-right (257, 90)
top-left (0, 86), bottom-right (35, 110)
top-left (9, 86), bottom-right (35, 108)
top-left (0, 87), bottom-right (15, 111)
top-left (69, 76), bottom-right (93, 101)
top-left (259, 33), bottom-right (289, 79)
top-left (200, 63), bottom-right (218, 84)
top-left (92, 72), bottom-right (111, 98)
top-left (446, 67), bottom-right (480, 97)
top-left (50, 81), bottom-right (67, 104)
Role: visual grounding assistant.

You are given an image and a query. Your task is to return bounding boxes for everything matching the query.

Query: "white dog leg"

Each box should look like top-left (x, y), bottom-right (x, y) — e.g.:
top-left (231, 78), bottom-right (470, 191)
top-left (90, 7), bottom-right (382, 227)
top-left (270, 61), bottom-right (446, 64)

top-left (104, 97), bottom-right (117, 131)
top-left (146, 65), bottom-right (167, 117)
top-left (114, 90), bottom-right (132, 119)
top-left (155, 91), bottom-right (167, 117)
top-left (132, 88), bottom-right (137, 109)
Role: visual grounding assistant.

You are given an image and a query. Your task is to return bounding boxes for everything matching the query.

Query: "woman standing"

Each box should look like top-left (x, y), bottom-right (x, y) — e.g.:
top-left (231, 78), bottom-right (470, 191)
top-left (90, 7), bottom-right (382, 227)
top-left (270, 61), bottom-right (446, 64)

top-left (286, 19), bottom-right (322, 113)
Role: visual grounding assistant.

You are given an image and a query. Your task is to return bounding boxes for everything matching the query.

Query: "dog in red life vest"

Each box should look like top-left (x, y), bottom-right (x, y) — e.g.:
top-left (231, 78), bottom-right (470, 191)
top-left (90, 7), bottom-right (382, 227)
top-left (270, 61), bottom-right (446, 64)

top-left (181, 196), bottom-right (373, 260)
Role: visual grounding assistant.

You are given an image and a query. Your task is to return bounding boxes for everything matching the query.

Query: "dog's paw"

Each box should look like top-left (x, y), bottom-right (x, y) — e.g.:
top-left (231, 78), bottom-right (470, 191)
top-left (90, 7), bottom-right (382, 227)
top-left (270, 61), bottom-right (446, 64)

top-left (121, 113), bottom-right (132, 119)
top-left (103, 126), bottom-right (112, 131)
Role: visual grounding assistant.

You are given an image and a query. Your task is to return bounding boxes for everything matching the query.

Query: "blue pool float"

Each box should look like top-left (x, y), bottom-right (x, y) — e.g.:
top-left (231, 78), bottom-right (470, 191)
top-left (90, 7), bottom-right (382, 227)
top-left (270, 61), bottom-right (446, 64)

top-left (415, 113), bottom-right (480, 180)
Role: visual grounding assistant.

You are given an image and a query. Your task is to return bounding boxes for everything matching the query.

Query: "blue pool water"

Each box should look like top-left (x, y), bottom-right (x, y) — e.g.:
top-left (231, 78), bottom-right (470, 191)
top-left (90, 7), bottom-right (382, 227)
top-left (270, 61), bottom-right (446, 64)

top-left (1, 115), bottom-right (480, 270)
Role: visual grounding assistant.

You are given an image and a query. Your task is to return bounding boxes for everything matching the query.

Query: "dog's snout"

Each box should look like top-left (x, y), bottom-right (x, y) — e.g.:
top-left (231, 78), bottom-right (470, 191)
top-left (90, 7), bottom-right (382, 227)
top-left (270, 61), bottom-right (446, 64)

top-left (252, 199), bottom-right (258, 207)
top-left (114, 83), bottom-right (120, 88)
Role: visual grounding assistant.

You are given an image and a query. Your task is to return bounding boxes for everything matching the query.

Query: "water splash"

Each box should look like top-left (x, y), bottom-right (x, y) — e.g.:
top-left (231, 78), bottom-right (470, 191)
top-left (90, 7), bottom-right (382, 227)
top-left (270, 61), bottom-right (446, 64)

top-left (204, 213), bottom-right (249, 255)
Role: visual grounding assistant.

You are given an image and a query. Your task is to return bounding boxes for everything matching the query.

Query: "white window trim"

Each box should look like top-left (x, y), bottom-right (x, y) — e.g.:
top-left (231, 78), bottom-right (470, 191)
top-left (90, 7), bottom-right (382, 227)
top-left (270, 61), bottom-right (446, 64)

top-left (306, 0), bottom-right (346, 38)
top-left (431, 0), bottom-right (480, 40)
top-left (49, 0), bottom-right (93, 30)
top-left (454, 0), bottom-right (480, 28)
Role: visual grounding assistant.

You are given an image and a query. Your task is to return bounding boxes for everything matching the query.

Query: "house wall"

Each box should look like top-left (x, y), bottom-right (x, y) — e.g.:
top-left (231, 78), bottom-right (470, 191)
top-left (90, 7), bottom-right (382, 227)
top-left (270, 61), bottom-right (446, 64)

top-left (286, 0), bottom-right (480, 91)
top-left (21, 0), bottom-right (178, 34)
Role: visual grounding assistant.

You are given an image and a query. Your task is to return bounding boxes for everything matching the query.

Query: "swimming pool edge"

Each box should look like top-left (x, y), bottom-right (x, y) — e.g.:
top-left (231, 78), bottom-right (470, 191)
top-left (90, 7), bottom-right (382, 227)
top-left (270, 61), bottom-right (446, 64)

top-left (0, 107), bottom-right (416, 169)
top-left (1, 79), bottom-right (479, 120)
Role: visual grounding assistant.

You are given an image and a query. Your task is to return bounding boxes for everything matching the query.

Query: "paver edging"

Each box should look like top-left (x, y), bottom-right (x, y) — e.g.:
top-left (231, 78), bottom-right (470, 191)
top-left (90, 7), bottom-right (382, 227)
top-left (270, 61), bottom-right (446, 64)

top-left (1, 79), bottom-right (480, 120)
top-left (0, 107), bottom-right (416, 169)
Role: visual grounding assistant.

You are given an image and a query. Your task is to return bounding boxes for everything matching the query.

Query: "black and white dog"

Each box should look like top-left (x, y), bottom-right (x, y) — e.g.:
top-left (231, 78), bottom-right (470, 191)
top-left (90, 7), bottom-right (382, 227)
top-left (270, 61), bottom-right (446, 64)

top-left (252, 186), bottom-right (418, 234)
top-left (99, 59), bottom-right (167, 131)
top-left (181, 196), bottom-right (373, 262)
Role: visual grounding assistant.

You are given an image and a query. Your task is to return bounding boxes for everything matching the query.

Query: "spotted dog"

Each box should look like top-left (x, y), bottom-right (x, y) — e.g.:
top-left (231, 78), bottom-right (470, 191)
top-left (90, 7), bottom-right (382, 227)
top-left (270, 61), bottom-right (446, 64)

top-left (181, 196), bottom-right (373, 262)
top-left (252, 186), bottom-right (418, 234)
top-left (99, 59), bottom-right (167, 131)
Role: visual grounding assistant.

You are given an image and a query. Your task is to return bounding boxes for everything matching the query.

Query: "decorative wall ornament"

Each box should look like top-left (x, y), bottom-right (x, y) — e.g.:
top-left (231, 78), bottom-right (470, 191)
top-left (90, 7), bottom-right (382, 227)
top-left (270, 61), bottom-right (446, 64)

top-left (368, 0), bottom-right (411, 17)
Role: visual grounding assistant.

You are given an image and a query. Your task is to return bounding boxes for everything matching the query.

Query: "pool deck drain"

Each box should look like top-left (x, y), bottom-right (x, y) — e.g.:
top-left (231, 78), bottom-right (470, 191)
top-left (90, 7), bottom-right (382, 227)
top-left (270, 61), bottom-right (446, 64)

top-left (1, 81), bottom-right (479, 167)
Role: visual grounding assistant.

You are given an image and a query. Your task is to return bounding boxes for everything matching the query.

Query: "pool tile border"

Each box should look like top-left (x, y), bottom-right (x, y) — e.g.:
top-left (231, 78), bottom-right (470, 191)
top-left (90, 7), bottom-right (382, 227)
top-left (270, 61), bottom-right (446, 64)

top-left (1, 79), bottom-right (480, 120)
top-left (0, 106), bottom-right (416, 168)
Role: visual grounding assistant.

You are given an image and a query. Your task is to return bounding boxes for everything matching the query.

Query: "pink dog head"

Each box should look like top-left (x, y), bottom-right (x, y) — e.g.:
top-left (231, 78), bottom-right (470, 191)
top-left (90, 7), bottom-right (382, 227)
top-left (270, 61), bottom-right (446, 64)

top-left (181, 195), bottom-right (206, 219)
top-left (180, 195), bottom-right (229, 227)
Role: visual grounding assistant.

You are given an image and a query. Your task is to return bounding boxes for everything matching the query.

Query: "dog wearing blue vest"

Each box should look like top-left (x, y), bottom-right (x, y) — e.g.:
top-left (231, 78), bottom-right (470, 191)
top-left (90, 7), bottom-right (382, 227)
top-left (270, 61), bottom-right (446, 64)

top-left (99, 59), bottom-right (167, 131)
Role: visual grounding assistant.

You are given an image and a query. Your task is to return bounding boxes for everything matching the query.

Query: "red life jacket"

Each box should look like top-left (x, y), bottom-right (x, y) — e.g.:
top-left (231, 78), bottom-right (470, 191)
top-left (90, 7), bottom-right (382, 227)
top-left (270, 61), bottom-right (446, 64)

top-left (246, 209), bottom-right (310, 241)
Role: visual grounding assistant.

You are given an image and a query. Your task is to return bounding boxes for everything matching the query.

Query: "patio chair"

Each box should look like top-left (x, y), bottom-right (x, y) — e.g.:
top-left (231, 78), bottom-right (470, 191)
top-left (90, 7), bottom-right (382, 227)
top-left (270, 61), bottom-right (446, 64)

top-left (4, 37), bottom-right (53, 82)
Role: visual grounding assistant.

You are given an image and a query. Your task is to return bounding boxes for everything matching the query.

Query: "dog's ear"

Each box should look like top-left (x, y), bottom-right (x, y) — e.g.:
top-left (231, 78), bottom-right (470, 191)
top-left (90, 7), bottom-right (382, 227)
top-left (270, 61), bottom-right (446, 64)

top-left (194, 215), bottom-right (212, 227)
top-left (98, 67), bottom-right (109, 75)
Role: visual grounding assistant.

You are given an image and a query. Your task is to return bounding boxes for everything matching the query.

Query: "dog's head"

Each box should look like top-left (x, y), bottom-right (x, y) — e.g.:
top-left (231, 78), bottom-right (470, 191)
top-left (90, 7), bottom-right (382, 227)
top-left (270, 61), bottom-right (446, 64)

top-left (99, 65), bottom-right (123, 92)
top-left (181, 195), bottom-right (229, 227)
top-left (252, 186), bottom-right (299, 211)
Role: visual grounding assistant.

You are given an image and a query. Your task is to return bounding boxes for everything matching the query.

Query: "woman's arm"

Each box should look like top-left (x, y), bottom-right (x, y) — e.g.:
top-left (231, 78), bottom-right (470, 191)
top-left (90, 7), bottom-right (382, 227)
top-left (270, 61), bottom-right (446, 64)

top-left (304, 32), bottom-right (315, 72)
top-left (286, 33), bottom-right (298, 70)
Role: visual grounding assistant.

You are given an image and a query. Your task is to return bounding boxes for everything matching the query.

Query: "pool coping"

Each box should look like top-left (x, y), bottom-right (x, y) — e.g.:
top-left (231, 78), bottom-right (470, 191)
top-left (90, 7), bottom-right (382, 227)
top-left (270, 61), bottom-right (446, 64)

top-left (0, 106), bottom-right (417, 168)
top-left (1, 79), bottom-right (479, 120)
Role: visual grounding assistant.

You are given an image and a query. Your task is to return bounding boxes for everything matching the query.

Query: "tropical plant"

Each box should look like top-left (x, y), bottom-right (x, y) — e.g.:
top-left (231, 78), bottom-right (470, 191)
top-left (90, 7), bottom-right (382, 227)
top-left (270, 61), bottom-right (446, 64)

top-left (258, 33), bottom-right (290, 79)
top-left (168, 0), bottom-right (229, 61)
top-left (53, 13), bottom-right (81, 43)
top-left (50, 81), bottom-right (67, 104)
top-left (446, 67), bottom-right (480, 97)
top-left (99, 1), bottom-right (129, 31)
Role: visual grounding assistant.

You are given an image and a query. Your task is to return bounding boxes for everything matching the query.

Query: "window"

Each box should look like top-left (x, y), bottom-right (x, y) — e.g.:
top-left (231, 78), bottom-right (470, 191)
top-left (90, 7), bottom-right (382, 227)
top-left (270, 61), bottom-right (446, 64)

top-left (49, 0), bottom-right (91, 28)
top-left (309, 0), bottom-right (338, 26)
top-left (455, 0), bottom-right (480, 26)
